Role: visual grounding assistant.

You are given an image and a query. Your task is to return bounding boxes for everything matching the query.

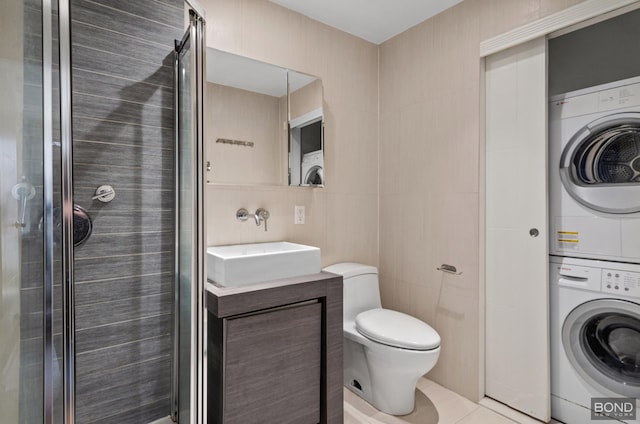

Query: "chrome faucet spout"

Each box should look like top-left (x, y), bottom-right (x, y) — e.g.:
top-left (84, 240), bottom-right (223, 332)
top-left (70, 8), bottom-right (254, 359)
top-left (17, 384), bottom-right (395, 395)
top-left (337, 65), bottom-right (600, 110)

top-left (254, 208), bottom-right (270, 231)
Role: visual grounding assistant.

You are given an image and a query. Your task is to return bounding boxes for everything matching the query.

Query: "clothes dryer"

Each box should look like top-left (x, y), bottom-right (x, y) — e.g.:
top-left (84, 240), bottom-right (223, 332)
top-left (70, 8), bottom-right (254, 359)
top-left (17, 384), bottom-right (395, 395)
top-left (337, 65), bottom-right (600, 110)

top-left (549, 76), bottom-right (640, 263)
top-left (550, 255), bottom-right (640, 424)
top-left (301, 150), bottom-right (323, 186)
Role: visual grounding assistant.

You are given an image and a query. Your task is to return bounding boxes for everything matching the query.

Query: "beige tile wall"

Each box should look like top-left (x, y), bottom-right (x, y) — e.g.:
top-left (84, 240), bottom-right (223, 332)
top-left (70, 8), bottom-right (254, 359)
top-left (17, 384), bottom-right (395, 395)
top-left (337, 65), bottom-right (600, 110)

top-left (202, 0), bottom-right (379, 268)
top-left (205, 82), bottom-right (285, 185)
top-left (378, 0), bottom-right (585, 402)
top-left (290, 78), bottom-right (323, 121)
top-left (203, 0), bottom-right (588, 404)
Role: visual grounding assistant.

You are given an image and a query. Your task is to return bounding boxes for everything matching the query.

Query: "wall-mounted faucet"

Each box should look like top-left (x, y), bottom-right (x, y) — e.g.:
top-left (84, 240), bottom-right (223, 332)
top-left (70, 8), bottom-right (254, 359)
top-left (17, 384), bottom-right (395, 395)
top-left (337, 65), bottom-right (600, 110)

top-left (254, 208), bottom-right (270, 231)
top-left (235, 207), bottom-right (270, 231)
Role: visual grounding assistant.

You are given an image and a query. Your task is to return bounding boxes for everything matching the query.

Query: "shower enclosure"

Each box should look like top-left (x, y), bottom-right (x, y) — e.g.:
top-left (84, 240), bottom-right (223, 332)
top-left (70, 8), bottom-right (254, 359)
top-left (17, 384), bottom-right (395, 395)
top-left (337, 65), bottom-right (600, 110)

top-left (0, 0), bottom-right (205, 422)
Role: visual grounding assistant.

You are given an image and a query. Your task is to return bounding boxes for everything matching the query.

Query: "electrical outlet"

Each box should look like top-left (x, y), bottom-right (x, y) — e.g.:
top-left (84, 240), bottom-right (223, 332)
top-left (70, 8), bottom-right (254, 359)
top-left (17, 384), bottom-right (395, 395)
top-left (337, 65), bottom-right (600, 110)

top-left (294, 205), bottom-right (305, 224)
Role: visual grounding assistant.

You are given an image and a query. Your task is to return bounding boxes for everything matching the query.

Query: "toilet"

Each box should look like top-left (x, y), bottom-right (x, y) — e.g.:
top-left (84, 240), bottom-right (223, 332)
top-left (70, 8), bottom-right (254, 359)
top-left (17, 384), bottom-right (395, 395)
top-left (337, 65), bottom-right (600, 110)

top-left (323, 262), bottom-right (441, 416)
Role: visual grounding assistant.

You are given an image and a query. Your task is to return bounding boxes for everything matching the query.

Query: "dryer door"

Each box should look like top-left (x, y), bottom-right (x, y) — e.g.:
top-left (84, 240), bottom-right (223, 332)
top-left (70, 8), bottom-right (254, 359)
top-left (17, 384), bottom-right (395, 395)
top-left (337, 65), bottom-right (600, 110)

top-left (562, 298), bottom-right (640, 398)
top-left (303, 166), bottom-right (323, 186)
top-left (560, 112), bottom-right (640, 213)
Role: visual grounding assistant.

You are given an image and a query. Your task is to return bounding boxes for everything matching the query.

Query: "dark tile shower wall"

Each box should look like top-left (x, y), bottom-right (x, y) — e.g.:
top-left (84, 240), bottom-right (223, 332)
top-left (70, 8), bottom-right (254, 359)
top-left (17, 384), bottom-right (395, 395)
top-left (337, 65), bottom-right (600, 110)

top-left (70, 0), bottom-right (183, 422)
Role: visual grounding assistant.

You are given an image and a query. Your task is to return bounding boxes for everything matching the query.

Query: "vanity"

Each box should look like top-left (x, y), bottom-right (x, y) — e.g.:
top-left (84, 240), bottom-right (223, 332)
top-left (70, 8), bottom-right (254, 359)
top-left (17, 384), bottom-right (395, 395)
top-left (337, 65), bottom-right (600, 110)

top-left (205, 243), bottom-right (343, 424)
top-left (204, 46), bottom-right (335, 422)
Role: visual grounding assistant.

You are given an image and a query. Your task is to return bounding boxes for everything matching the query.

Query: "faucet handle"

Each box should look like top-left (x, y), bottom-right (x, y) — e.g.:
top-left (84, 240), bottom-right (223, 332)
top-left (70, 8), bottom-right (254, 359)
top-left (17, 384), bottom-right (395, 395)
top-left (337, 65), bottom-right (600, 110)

top-left (236, 208), bottom-right (249, 222)
top-left (255, 208), bottom-right (270, 231)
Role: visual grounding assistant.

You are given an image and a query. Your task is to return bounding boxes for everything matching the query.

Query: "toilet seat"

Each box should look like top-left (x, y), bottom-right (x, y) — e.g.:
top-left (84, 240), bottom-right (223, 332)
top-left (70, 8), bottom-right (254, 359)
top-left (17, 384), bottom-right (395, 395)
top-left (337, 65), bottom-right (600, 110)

top-left (355, 308), bottom-right (440, 351)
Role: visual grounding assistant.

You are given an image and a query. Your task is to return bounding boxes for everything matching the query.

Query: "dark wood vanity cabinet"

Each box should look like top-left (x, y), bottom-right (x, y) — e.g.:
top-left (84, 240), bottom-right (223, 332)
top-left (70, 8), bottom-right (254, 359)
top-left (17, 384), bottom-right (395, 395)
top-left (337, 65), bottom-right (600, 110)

top-left (210, 302), bottom-right (322, 423)
top-left (206, 272), bottom-right (342, 424)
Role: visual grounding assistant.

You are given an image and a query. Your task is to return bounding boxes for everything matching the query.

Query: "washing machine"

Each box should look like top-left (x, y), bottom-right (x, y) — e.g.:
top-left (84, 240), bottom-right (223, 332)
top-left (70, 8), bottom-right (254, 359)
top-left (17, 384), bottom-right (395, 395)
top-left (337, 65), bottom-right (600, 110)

top-left (301, 150), bottom-right (323, 186)
top-left (549, 76), bottom-right (640, 263)
top-left (550, 255), bottom-right (640, 424)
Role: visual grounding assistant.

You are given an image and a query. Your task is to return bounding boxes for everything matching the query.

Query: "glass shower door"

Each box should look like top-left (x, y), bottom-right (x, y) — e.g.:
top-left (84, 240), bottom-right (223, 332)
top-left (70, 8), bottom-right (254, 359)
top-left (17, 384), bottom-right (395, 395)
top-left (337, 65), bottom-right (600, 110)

top-left (0, 0), bottom-right (64, 422)
top-left (174, 6), bottom-right (205, 424)
top-left (0, 0), bottom-right (42, 420)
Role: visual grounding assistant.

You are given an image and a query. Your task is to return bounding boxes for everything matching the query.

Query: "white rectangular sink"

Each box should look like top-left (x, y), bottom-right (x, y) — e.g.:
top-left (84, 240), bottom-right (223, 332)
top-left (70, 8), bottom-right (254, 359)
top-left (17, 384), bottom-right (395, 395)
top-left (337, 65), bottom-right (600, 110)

top-left (206, 241), bottom-right (321, 287)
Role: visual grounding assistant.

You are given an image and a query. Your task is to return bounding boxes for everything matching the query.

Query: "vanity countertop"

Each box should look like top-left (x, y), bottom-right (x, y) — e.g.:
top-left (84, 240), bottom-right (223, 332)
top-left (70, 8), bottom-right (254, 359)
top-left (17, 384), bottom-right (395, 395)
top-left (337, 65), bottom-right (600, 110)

top-left (206, 271), bottom-right (341, 318)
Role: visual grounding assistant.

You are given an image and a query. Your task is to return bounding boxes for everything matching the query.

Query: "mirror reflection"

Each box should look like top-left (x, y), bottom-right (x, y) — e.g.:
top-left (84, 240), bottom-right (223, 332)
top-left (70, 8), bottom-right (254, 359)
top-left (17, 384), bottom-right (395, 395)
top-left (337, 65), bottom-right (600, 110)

top-left (205, 48), bottom-right (324, 187)
top-left (289, 73), bottom-right (324, 186)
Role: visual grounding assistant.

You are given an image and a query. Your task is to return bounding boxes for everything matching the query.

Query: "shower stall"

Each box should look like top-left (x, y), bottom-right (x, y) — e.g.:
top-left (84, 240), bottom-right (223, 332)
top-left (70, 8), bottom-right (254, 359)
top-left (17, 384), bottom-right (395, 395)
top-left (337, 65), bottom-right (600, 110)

top-left (0, 0), bottom-right (205, 422)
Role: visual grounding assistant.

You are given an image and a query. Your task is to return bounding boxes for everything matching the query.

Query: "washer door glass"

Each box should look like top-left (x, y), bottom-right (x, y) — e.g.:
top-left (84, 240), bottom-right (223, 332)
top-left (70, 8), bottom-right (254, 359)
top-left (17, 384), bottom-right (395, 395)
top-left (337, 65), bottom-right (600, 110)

top-left (560, 112), bottom-right (640, 213)
top-left (563, 299), bottom-right (640, 398)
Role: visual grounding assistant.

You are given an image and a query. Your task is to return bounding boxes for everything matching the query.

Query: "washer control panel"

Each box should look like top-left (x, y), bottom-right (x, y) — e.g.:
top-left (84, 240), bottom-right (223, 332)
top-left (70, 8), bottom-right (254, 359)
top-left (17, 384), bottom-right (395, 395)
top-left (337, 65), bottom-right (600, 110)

top-left (602, 268), bottom-right (640, 298)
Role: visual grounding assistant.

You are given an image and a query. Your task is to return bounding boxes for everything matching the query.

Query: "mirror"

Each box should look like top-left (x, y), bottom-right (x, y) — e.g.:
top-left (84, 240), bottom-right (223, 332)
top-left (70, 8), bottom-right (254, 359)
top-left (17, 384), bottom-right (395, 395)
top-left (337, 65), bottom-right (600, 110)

top-left (205, 48), bottom-right (324, 187)
top-left (288, 71), bottom-right (324, 186)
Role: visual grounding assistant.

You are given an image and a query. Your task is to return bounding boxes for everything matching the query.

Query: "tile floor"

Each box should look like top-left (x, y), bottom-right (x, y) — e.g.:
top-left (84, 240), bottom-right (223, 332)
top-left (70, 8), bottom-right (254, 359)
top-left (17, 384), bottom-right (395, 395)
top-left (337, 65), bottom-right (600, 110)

top-left (151, 377), bottom-right (564, 423)
top-left (345, 378), bottom-right (563, 424)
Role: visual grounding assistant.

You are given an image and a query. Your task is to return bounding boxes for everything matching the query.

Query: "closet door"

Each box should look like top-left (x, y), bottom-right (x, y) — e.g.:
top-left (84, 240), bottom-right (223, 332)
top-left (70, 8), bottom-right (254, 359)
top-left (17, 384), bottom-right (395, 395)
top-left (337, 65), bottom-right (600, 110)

top-left (485, 37), bottom-right (549, 421)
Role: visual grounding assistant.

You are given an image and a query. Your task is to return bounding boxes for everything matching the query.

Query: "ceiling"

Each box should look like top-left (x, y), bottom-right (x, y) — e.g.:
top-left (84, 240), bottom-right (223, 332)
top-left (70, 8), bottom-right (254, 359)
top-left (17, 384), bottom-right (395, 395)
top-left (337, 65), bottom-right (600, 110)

top-left (268, 0), bottom-right (464, 44)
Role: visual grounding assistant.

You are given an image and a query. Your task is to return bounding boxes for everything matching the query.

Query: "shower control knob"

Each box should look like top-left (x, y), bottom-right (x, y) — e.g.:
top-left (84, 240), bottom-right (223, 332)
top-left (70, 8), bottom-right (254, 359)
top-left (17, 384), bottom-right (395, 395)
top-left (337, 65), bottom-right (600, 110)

top-left (93, 185), bottom-right (115, 203)
top-left (529, 228), bottom-right (539, 237)
top-left (236, 208), bottom-right (249, 222)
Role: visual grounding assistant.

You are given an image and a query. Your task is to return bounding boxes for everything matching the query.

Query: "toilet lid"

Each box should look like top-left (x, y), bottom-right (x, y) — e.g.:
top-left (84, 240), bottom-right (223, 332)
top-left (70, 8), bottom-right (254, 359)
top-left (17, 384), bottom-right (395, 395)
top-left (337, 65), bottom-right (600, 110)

top-left (355, 308), bottom-right (440, 351)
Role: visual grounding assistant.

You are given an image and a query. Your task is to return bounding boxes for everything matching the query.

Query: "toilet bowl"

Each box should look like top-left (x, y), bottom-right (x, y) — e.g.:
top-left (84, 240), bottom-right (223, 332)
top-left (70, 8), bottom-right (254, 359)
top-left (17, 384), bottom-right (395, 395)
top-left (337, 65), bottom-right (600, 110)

top-left (323, 262), bottom-right (441, 416)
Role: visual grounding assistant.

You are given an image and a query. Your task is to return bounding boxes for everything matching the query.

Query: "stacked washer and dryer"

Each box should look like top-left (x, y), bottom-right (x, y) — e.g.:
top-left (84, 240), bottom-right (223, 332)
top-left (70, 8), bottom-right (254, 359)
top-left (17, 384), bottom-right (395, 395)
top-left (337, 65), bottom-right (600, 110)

top-left (549, 76), bottom-right (640, 423)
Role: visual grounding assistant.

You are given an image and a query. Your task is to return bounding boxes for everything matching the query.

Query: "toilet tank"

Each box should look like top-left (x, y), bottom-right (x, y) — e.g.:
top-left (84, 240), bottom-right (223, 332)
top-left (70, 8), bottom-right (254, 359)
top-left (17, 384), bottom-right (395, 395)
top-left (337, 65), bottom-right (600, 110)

top-left (323, 263), bottom-right (381, 322)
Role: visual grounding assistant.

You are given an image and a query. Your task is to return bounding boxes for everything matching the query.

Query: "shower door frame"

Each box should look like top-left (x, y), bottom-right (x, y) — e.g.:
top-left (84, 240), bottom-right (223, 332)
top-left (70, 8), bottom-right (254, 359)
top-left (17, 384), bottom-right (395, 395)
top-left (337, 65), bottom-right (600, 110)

top-left (41, 0), bottom-right (75, 422)
top-left (58, 0), bottom-right (76, 422)
top-left (173, 3), bottom-right (206, 423)
top-left (43, 0), bottom-right (56, 421)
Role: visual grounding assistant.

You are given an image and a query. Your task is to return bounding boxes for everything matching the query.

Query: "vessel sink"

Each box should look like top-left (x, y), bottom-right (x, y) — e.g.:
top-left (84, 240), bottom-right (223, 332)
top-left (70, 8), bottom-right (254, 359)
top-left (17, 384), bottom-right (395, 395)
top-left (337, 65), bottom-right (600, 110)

top-left (206, 241), bottom-right (321, 287)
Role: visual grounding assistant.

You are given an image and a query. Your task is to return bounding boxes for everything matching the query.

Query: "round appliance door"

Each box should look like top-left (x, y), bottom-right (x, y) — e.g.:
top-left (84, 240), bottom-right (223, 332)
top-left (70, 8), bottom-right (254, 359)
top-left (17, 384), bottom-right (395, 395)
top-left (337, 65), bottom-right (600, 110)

top-left (562, 298), bottom-right (640, 398)
top-left (560, 112), bottom-right (640, 213)
top-left (304, 165), bottom-right (323, 185)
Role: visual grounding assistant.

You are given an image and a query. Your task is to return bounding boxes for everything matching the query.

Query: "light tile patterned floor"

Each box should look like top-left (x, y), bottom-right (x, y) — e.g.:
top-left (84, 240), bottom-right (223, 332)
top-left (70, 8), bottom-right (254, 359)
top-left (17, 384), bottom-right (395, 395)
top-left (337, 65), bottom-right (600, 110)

top-left (150, 377), bottom-right (564, 423)
top-left (345, 377), bottom-right (563, 424)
